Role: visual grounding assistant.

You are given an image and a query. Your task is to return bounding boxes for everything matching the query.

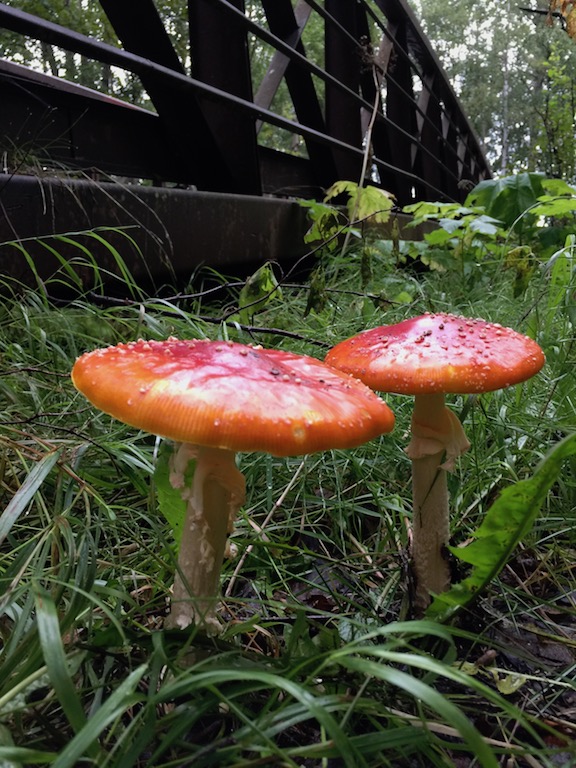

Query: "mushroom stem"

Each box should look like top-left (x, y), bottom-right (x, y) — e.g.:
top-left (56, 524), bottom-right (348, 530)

top-left (410, 451), bottom-right (450, 612)
top-left (165, 443), bottom-right (246, 632)
top-left (406, 393), bottom-right (470, 612)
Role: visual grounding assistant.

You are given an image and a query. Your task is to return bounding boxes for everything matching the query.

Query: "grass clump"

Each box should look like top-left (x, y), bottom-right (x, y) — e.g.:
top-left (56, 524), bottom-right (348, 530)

top-left (0, 207), bottom-right (575, 767)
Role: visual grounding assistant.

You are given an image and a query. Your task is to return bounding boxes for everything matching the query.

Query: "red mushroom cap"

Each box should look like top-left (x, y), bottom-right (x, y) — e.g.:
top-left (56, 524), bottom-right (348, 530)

top-left (72, 338), bottom-right (395, 456)
top-left (325, 313), bottom-right (545, 395)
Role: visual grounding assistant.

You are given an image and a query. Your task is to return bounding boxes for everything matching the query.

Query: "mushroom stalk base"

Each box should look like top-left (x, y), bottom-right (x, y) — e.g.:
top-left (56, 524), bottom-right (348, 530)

top-left (165, 444), bottom-right (246, 633)
top-left (406, 393), bottom-right (470, 614)
top-left (411, 452), bottom-right (451, 614)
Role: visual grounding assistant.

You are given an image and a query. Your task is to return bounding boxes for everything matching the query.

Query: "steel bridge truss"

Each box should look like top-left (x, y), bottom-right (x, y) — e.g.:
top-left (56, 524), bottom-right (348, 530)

top-left (0, 0), bottom-right (490, 205)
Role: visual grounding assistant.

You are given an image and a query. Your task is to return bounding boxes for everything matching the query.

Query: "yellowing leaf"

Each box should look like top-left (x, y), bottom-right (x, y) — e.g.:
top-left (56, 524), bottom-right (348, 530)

top-left (324, 181), bottom-right (395, 224)
top-left (492, 671), bottom-right (527, 695)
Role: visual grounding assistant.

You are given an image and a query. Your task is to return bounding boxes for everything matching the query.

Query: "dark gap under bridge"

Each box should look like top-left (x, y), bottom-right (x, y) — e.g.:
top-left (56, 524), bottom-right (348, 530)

top-left (0, 0), bottom-right (490, 291)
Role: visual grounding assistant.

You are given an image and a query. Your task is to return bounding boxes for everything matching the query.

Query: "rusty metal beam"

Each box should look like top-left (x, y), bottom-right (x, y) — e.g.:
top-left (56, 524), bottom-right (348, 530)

top-left (324, 0), bottom-right (364, 181)
top-left (0, 174), bottom-right (310, 292)
top-left (188, 0), bottom-right (261, 194)
top-left (0, 59), bottom-right (186, 182)
top-left (0, 0), bottom-right (491, 208)
top-left (98, 0), bottom-right (235, 192)
top-left (259, 0), bottom-right (337, 188)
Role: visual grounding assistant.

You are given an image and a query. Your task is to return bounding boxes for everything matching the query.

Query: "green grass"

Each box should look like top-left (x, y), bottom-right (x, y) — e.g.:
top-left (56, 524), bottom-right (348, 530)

top-left (0, 232), bottom-right (575, 767)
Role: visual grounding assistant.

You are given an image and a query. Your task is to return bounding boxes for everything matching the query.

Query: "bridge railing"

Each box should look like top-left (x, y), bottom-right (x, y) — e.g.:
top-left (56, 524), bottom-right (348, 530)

top-left (0, 0), bottom-right (490, 205)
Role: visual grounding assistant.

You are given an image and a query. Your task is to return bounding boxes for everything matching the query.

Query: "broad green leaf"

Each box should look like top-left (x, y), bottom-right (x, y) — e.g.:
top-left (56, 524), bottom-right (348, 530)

top-left (427, 433), bottom-right (576, 621)
top-left (424, 227), bottom-right (458, 246)
top-left (300, 199), bottom-right (341, 245)
top-left (468, 215), bottom-right (503, 236)
top-left (465, 173), bottom-right (545, 228)
top-left (393, 290), bottom-right (413, 304)
top-left (437, 217), bottom-right (465, 234)
top-left (531, 196), bottom-right (576, 218)
top-left (403, 201), bottom-right (472, 227)
top-left (541, 177), bottom-right (576, 196)
top-left (324, 180), bottom-right (358, 201)
top-left (353, 185), bottom-right (394, 223)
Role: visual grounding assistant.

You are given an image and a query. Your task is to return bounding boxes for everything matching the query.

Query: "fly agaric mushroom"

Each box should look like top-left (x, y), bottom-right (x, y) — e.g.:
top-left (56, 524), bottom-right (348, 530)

top-left (71, 337), bottom-right (395, 632)
top-left (325, 313), bottom-right (545, 612)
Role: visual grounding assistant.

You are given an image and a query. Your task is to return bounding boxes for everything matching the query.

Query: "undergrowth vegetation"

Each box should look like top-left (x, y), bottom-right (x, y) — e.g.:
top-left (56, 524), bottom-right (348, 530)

top-left (0, 173), bottom-right (575, 766)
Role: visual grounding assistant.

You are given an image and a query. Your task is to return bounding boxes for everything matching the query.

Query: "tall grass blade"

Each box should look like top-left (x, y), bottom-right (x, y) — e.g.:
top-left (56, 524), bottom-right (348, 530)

top-left (155, 667), bottom-right (366, 768)
top-left (34, 589), bottom-right (90, 738)
top-left (0, 449), bottom-right (61, 547)
top-left (0, 746), bottom-right (55, 765)
top-left (339, 656), bottom-right (499, 768)
top-left (51, 665), bottom-right (147, 768)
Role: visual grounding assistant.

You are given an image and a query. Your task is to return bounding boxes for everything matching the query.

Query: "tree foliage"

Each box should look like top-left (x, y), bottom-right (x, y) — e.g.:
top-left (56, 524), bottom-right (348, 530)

top-left (410, 0), bottom-right (576, 181)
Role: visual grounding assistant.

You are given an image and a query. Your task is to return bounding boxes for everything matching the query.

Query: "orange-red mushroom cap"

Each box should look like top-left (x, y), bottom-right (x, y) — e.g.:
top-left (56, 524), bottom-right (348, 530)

top-left (325, 313), bottom-right (545, 394)
top-left (72, 338), bottom-right (395, 456)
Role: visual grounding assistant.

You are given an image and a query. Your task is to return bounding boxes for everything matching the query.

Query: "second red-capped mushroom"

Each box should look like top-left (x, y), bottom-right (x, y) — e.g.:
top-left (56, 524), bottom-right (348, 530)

top-left (325, 313), bottom-right (545, 612)
top-left (72, 337), bottom-right (395, 632)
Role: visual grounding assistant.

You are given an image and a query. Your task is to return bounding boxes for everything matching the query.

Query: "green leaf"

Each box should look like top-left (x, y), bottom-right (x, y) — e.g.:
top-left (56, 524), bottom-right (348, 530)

top-left (424, 227), bottom-right (457, 246)
top-left (531, 197), bottom-right (576, 218)
top-left (468, 215), bottom-right (503, 236)
top-left (154, 442), bottom-right (193, 546)
top-left (465, 173), bottom-right (545, 228)
top-left (324, 180), bottom-right (358, 203)
top-left (353, 185), bottom-right (395, 224)
top-left (238, 262), bottom-right (282, 323)
top-left (324, 182), bottom-right (394, 224)
top-left (541, 177), bottom-right (576, 197)
top-left (427, 433), bottom-right (576, 620)
top-left (300, 199), bottom-right (341, 245)
top-left (403, 202), bottom-right (473, 226)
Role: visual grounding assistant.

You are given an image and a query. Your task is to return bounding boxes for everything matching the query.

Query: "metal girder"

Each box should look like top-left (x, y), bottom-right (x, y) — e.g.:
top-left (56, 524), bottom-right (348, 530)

top-left (382, 20), bottom-right (420, 202)
top-left (188, 0), bottom-right (261, 194)
top-left (259, 0), bottom-right (337, 190)
top-left (374, 0), bottom-right (490, 183)
top-left (324, 0), bottom-right (364, 181)
top-left (0, 60), bottom-right (184, 182)
top-left (0, 174), bottom-right (310, 293)
top-left (98, 0), bottom-right (235, 192)
top-left (0, 0), bottom-right (492, 219)
top-left (415, 72), bottom-right (445, 200)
